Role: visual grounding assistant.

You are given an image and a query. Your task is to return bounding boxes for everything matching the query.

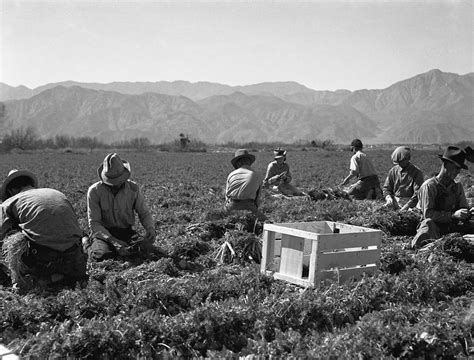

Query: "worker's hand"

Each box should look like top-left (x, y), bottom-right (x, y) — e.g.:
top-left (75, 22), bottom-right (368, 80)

top-left (144, 228), bottom-right (156, 243)
top-left (452, 208), bottom-right (471, 221)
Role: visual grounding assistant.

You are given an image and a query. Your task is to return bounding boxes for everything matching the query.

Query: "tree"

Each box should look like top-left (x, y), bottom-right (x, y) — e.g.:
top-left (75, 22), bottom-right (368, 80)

top-left (2, 126), bottom-right (38, 151)
top-left (179, 133), bottom-right (191, 150)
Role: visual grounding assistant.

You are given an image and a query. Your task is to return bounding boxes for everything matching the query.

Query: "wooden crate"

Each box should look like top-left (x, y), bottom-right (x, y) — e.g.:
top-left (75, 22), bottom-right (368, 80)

top-left (261, 221), bottom-right (382, 287)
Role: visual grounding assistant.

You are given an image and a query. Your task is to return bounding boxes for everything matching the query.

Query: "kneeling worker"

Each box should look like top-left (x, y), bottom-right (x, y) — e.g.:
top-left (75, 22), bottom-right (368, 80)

top-left (225, 149), bottom-right (264, 217)
top-left (0, 170), bottom-right (87, 293)
top-left (85, 153), bottom-right (157, 261)
top-left (411, 146), bottom-right (474, 249)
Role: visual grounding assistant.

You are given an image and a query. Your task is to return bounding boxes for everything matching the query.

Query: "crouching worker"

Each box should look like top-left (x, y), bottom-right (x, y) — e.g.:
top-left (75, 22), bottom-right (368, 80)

top-left (0, 170), bottom-right (87, 293)
top-left (340, 139), bottom-right (383, 200)
top-left (85, 153), bottom-right (158, 261)
top-left (383, 146), bottom-right (424, 211)
top-left (411, 146), bottom-right (474, 249)
top-left (263, 148), bottom-right (306, 197)
top-left (225, 149), bottom-right (265, 219)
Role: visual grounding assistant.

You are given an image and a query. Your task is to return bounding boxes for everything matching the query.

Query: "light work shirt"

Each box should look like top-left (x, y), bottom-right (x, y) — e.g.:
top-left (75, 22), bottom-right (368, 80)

top-left (225, 166), bottom-right (261, 202)
top-left (417, 177), bottom-right (468, 223)
top-left (87, 180), bottom-right (155, 240)
top-left (350, 151), bottom-right (377, 179)
top-left (264, 161), bottom-right (292, 185)
top-left (0, 188), bottom-right (82, 251)
top-left (383, 163), bottom-right (424, 208)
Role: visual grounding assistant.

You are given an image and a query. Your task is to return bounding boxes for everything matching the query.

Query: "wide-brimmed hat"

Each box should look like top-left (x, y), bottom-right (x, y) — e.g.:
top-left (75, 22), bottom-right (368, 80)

top-left (273, 148), bottom-right (287, 159)
top-left (0, 169), bottom-right (38, 201)
top-left (438, 146), bottom-right (468, 170)
top-left (98, 153), bottom-right (131, 186)
top-left (391, 146), bottom-right (411, 164)
top-left (231, 149), bottom-right (255, 169)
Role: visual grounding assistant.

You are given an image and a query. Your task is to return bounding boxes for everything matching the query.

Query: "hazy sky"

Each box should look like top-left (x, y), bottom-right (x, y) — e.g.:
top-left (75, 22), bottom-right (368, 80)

top-left (1, 0), bottom-right (472, 91)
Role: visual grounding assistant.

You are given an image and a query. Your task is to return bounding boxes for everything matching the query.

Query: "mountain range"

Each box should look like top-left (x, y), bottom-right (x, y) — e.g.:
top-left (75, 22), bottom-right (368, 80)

top-left (0, 69), bottom-right (472, 144)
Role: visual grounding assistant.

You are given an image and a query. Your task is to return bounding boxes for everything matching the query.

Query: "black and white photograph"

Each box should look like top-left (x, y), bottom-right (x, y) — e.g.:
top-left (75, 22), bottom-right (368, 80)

top-left (0, 0), bottom-right (473, 358)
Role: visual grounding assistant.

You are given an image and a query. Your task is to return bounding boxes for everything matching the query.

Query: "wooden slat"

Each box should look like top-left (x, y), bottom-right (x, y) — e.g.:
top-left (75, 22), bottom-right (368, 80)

top-left (263, 223), bottom-right (323, 240)
top-left (318, 249), bottom-right (380, 270)
top-left (317, 232), bottom-right (381, 251)
top-left (261, 230), bottom-right (275, 273)
top-left (0, 345), bottom-right (19, 360)
top-left (279, 234), bottom-right (304, 278)
top-left (335, 222), bottom-right (381, 234)
top-left (308, 238), bottom-right (320, 286)
top-left (319, 265), bottom-right (378, 283)
top-left (273, 272), bottom-right (312, 287)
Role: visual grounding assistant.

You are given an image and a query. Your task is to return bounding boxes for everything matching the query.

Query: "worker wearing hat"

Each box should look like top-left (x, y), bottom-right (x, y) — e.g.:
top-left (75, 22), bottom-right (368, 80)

top-left (340, 139), bottom-right (383, 200)
top-left (411, 146), bottom-right (474, 249)
top-left (0, 169), bottom-right (87, 293)
top-left (382, 146), bottom-right (425, 211)
top-left (85, 153), bottom-right (157, 261)
top-left (225, 149), bottom-right (263, 217)
top-left (263, 148), bottom-right (306, 197)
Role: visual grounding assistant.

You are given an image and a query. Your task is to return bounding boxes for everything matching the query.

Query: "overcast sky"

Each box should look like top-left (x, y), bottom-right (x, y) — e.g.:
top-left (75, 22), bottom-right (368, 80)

top-left (1, 0), bottom-right (472, 91)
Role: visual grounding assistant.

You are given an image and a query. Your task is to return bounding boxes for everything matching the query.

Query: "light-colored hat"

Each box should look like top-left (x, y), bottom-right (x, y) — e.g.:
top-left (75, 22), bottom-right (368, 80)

top-left (273, 148), bottom-right (287, 159)
top-left (391, 146), bottom-right (411, 164)
top-left (231, 149), bottom-right (255, 169)
top-left (0, 169), bottom-right (38, 201)
top-left (438, 146), bottom-right (468, 170)
top-left (98, 153), bottom-right (131, 186)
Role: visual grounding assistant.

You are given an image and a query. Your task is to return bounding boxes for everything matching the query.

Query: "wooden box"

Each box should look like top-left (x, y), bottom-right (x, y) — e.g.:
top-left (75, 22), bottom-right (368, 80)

top-left (261, 221), bottom-right (382, 287)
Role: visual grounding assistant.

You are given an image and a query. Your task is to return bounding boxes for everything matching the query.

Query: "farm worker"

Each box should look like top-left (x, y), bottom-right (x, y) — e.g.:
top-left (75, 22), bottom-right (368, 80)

top-left (0, 169), bottom-right (87, 293)
top-left (411, 146), bottom-right (474, 249)
top-left (383, 146), bottom-right (425, 211)
top-left (225, 149), bottom-right (264, 218)
top-left (85, 153), bottom-right (157, 261)
top-left (339, 139), bottom-right (383, 200)
top-left (263, 148), bottom-right (306, 196)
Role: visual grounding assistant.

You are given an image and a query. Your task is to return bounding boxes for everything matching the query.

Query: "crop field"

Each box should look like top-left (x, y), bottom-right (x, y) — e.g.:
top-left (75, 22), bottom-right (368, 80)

top-left (0, 148), bottom-right (473, 359)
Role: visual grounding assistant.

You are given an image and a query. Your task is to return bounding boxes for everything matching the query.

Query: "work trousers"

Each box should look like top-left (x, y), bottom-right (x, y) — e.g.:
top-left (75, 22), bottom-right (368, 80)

top-left (411, 219), bottom-right (474, 249)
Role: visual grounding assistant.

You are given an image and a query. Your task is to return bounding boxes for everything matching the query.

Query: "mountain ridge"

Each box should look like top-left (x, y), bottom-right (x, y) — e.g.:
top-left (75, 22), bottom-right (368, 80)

top-left (1, 69), bottom-right (472, 144)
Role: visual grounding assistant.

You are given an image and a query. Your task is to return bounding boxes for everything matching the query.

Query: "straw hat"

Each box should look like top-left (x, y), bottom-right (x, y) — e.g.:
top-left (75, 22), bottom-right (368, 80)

top-left (0, 169), bottom-right (38, 201)
top-left (438, 146), bottom-right (468, 170)
top-left (231, 149), bottom-right (255, 169)
top-left (98, 153), bottom-right (131, 186)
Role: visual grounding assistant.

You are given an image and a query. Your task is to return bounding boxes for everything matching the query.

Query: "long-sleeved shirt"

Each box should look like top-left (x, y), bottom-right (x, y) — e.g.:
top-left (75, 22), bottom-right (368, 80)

top-left (225, 165), bottom-right (261, 202)
top-left (0, 188), bottom-right (82, 251)
top-left (350, 151), bottom-right (377, 179)
top-left (383, 163), bottom-right (424, 208)
top-left (417, 177), bottom-right (468, 223)
top-left (87, 180), bottom-right (154, 240)
top-left (263, 161), bottom-right (292, 185)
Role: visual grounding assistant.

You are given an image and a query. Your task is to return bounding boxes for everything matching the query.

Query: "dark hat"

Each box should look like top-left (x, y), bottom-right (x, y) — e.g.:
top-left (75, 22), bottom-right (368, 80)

top-left (438, 146), bottom-right (468, 170)
top-left (273, 148), bottom-right (287, 159)
top-left (0, 169), bottom-right (38, 201)
top-left (391, 146), bottom-right (411, 164)
top-left (465, 146), bottom-right (474, 163)
top-left (351, 139), bottom-right (363, 148)
top-left (98, 153), bottom-right (131, 186)
top-left (231, 149), bottom-right (255, 169)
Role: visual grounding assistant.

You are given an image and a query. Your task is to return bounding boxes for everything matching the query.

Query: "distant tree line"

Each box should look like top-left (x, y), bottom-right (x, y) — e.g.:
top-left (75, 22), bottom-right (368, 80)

top-left (0, 127), bottom-right (153, 152)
